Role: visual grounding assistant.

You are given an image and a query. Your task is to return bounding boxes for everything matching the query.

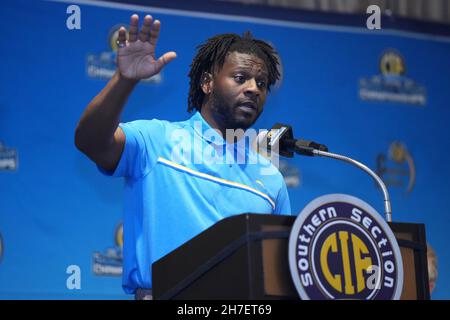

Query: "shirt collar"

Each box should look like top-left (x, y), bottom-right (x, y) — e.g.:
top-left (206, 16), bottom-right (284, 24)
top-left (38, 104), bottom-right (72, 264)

top-left (188, 112), bottom-right (255, 158)
top-left (189, 111), bottom-right (226, 146)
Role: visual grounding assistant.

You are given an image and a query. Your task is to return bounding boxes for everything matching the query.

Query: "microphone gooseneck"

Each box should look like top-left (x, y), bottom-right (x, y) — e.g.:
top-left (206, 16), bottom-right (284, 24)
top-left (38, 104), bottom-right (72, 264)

top-left (312, 149), bottom-right (392, 222)
top-left (258, 123), bottom-right (392, 222)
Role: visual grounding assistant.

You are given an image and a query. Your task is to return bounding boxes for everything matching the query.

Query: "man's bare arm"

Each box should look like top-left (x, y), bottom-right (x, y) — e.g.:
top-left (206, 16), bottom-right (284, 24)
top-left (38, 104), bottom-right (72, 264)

top-left (74, 14), bottom-right (176, 172)
top-left (75, 72), bottom-right (136, 171)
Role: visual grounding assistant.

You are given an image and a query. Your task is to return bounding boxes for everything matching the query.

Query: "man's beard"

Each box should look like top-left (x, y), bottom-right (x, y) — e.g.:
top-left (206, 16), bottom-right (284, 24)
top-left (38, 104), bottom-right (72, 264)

top-left (208, 89), bottom-right (260, 131)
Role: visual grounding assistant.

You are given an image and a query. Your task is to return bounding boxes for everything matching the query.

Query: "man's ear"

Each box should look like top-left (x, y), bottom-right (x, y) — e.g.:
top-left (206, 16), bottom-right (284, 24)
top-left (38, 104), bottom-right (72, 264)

top-left (201, 72), bottom-right (213, 95)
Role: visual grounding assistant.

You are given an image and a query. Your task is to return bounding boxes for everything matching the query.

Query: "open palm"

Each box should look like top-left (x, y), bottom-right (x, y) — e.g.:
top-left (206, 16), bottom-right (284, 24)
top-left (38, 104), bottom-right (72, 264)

top-left (117, 14), bottom-right (176, 80)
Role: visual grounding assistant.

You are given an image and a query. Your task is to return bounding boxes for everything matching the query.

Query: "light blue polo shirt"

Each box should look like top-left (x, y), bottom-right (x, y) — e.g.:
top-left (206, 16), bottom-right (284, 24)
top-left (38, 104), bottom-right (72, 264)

top-left (100, 111), bottom-right (291, 294)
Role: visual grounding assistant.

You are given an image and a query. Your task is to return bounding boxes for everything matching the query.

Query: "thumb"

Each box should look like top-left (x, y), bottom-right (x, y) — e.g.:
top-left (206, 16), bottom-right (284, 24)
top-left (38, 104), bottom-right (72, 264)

top-left (155, 51), bottom-right (177, 73)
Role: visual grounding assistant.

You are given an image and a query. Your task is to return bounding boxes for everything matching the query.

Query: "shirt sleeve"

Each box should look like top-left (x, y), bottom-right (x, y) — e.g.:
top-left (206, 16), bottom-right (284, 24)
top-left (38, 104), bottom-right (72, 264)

top-left (274, 178), bottom-right (292, 215)
top-left (98, 119), bottom-right (164, 180)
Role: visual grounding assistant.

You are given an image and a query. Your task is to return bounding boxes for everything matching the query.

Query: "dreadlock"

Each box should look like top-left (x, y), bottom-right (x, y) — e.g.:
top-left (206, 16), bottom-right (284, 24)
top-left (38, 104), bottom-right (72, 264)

top-left (187, 31), bottom-right (281, 113)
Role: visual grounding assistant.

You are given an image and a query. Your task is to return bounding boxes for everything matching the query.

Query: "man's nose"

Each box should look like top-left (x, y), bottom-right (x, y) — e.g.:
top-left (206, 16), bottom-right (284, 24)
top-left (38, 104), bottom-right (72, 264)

top-left (244, 78), bottom-right (260, 97)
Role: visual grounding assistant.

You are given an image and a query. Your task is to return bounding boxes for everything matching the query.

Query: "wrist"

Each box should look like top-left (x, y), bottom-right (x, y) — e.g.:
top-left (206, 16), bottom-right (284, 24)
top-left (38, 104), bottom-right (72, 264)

top-left (116, 71), bottom-right (139, 87)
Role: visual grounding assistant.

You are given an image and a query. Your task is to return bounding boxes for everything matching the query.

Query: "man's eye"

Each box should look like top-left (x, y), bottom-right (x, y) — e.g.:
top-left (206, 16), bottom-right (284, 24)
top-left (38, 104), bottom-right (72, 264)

top-left (234, 75), bottom-right (245, 83)
top-left (257, 81), bottom-right (267, 88)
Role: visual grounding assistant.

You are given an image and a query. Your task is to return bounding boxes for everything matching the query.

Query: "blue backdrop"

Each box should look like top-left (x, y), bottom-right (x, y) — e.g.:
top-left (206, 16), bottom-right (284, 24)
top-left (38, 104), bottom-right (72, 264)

top-left (0, 0), bottom-right (449, 299)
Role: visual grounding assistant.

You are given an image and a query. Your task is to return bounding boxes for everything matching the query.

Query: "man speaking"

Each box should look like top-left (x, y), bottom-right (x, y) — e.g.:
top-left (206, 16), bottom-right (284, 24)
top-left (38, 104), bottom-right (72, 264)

top-left (75, 14), bottom-right (291, 298)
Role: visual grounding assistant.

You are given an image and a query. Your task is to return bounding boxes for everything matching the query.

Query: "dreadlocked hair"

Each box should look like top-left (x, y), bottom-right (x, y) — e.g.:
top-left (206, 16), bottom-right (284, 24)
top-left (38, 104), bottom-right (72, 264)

top-left (187, 31), bottom-right (281, 113)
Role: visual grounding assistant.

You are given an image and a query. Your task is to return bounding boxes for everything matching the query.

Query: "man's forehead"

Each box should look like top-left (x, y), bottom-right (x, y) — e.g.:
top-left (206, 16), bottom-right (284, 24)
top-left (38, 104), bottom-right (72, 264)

top-left (223, 51), bottom-right (268, 74)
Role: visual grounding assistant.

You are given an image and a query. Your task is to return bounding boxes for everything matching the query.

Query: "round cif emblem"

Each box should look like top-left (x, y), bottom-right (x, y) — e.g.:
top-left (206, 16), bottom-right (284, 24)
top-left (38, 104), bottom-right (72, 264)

top-left (289, 194), bottom-right (403, 300)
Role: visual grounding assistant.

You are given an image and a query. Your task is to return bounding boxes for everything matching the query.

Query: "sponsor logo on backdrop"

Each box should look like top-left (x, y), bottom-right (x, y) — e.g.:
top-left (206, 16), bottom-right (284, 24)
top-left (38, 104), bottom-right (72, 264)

top-left (86, 25), bottom-right (161, 83)
top-left (92, 221), bottom-right (123, 276)
top-left (376, 141), bottom-right (415, 193)
top-left (279, 160), bottom-right (301, 188)
top-left (0, 141), bottom-right (18, 171)
top-left (359, 49), bottom-right (426, 106)
top-left (289, 194), bottom-right (403, 300)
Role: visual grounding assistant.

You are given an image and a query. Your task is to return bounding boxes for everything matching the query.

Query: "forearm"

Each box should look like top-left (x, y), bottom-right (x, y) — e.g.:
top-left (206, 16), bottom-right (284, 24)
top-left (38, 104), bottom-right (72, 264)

top-left (75, 71), bottom-right (138, 153)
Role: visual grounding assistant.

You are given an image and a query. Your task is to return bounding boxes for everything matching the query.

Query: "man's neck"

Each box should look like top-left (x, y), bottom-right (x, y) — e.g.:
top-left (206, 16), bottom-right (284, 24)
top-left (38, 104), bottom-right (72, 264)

top-left (200, 108), bottom-right (225, 137)
top-left (200, 108), bottom-right (246, 144)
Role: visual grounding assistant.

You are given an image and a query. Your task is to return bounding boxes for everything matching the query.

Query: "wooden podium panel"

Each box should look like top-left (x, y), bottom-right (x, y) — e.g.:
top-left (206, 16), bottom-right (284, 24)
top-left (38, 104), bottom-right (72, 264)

top-left (152, 214), bottom-right (429, 300)
top-left (389, 222), bottom-right (430, 300)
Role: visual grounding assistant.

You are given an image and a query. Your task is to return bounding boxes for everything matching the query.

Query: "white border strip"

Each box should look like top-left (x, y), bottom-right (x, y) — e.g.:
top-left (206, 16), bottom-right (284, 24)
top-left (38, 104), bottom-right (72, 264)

top-left (50, 0), bottom-right (450, 43)
top-left (157, 157), bottom-right (276, 209)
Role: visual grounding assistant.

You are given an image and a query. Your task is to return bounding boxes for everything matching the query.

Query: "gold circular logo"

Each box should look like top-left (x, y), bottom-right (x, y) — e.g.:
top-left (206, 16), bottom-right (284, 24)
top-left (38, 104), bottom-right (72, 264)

top-left (389, 141), bottom-right (407, 163)
top-left (380, 51), bottom-right (405, 76)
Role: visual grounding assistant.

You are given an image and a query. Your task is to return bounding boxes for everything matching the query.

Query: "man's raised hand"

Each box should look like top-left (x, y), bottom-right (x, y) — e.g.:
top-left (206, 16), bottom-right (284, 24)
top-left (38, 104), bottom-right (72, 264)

top-left (116, 14), bottom-right (177, 80)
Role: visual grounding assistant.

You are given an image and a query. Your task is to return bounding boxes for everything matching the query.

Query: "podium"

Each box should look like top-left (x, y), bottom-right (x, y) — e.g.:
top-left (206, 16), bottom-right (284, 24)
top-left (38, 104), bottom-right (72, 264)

top-left (152, 213), bottom-right (430, 300)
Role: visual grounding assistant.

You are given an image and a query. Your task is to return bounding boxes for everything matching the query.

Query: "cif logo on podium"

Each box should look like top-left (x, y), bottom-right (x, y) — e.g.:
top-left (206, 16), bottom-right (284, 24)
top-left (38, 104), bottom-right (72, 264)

top-left (288, 194), bottom-right (403, 300)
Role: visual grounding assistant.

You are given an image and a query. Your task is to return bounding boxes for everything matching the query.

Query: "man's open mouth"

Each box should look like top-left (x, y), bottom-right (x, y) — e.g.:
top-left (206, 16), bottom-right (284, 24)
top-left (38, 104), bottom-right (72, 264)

top-left (236, 101), bottom-right (257, 112)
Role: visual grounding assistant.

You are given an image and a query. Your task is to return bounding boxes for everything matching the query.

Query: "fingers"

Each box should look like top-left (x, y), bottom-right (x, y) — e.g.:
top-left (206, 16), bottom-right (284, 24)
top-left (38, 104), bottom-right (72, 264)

top-left (117, 27), bottom-right (127, 48)
top-left (149, 20), bottom-right (161, 47)
top-left (155, 51), bottom-right (177, 72)
top-left (128, 14), bottom-right (139, 42)
top-left (128, 14), bottom-right (161, 45)
top-left (139, 15), bottom-right (153, 42)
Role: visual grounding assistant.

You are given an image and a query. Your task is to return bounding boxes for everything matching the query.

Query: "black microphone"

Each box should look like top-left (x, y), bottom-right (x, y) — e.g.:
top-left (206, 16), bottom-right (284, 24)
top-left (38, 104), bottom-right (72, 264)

top-left (256, 123), bottom-right (328, 157)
